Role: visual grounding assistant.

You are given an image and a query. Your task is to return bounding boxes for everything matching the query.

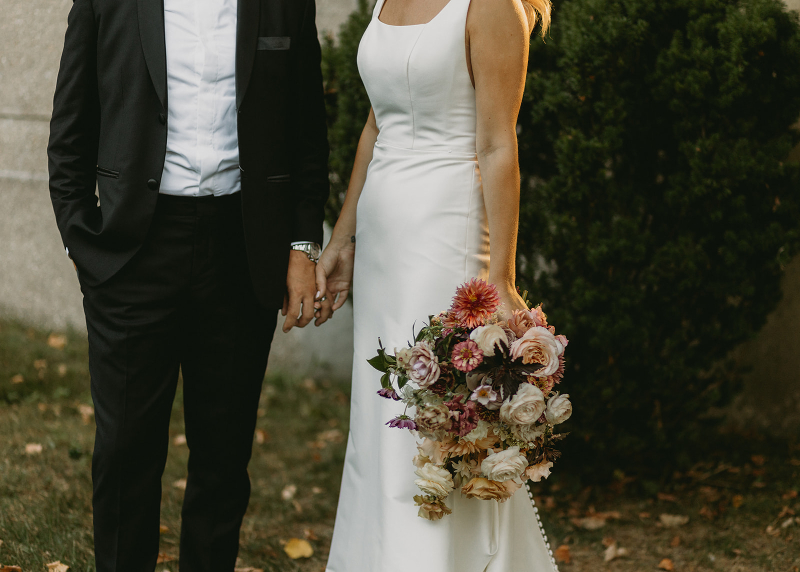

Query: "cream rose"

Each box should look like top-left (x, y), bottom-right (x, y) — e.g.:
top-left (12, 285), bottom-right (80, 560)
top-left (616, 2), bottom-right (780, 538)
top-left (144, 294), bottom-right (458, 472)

top-left (525, 460), bottom-right (553, 482)
top-left (480, 446), bottom-right (528, 482)
top-left (415, 404), bottom-right (451, 434)
top-left (509, 326), bottom-right (564, 377)
top-left (407, 341), bottom-right (440, 387)
top-left (414, 463), bottom-right (455, 499)
top-left (500, 383), bottom-right (546, 426)
top-left (461, 477), bottom-right (516, 502)
top-left (470, 324), bottom-right (509, 357)
top-left (415, 438), bottom-right (447, 466)
top-left (545, 393), bottom-right (572, 425)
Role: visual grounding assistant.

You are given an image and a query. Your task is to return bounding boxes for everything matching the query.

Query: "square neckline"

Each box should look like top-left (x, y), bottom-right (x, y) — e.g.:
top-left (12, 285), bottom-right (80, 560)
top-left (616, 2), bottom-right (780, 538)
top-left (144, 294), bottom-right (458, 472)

top-left (376, 0), bottom-right (456, 28)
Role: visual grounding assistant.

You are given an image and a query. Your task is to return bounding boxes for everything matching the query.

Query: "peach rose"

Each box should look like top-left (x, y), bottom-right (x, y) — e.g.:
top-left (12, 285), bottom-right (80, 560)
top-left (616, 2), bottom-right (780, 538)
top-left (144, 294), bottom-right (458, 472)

top-left (414, 438), bottom-right (447, 466)
top-left (507, 310), bottom-right (536, 338)
top-left (499, 383), bottom-right (546, 426)
top-left (414, 495), bottom-right (452, 521)
top-left (461, 477), bottom-right (516, 502)
top-left (509, 326), bottom-right (564, 377)
top-left (480, 446), bottom-right (528, 482)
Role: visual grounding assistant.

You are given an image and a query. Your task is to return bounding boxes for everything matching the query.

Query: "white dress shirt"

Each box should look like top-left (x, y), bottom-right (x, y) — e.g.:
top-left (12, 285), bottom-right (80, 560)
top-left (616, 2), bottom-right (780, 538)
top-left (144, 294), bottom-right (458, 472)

top-left (160, 0), bottom-right (241, 196)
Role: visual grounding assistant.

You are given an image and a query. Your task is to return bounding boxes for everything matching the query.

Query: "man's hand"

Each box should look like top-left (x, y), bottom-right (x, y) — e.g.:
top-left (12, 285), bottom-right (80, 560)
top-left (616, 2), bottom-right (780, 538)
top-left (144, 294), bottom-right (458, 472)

top-left (282, 250), bottom-right (322, 332)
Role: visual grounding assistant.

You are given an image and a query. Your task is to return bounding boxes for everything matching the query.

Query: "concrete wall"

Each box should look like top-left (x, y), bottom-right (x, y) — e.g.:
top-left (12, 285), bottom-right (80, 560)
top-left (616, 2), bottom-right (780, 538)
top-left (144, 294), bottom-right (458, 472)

top-left (0, 0), bottom-right (357, 380)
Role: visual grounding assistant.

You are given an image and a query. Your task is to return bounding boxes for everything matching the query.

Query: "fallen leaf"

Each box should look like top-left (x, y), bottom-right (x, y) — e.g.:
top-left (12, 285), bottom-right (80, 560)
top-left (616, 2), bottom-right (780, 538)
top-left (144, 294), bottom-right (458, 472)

top-left (553, 545), bottom-right (571, 564)
top-left (659, 514), bottom-right (689, 527)
top-left (10, 374), bottom-right (24, 384)
top-left (172, 479), bottom-right (187, 490)
top-left (699, 506), bottom-right (716, 520)
top-left (316, 428), bottom-right (344, 443)
top-left (281, 484), bottom-right (297, 501)
top-left (78, 404), bottom-right (94, 424)
top-left (303, 528), bottom-right (318, 540)
top-left (601, 536), bottom-right (615, 547)
top-left (752, 481), bottom-right (766, 488)
top-left (173, 434), bottom-right (187, 446)
top-left (46, 562), bottom-right (69, 572)
top-left (283, 538), bottom-right (313, 559)
top-left (751, 455), bottom-right (766, 466)
top-left (603, 542), bottom-right (628, 562)
top-left (732, 495), bottom-right (744, 508)
top-left (159, 524), bottom-right (170, 534)
top-left (571, 516), bottom-right (607, 530)
top-left (0, 566), bottom-right (22, 572)
top-left (156, 553), bottom-right (176, 563)
top-left (34, 359), bottom-right (48, 371)
top-left (781, 517), bottom-right (795, 529)
top-left (639, 511), bottom-right (651, 519)
top-left (658, 558), bottom-right (675, 571)
top-left (311, 486), bottom-right (323, 495)
top-left (782, 490), bottom-right (798, 500)
top-left (670, 535), bottom-right (681, 547)
top-left (48, 333), bottom-right (68, 350)
top-left (38, 403), bottom-right (48, 412)
top-left (234, 568), bottom-right (264, 572)
top-left (789, 459), bottom-right (800, 466)
top-left (766, 524), bottom-right (780, 536)
top-left (57, 363), bottom-right (68, 377)
top-left (657, 492), bottom-right (678, 502)
top-left (255, 429), bottom-right (269, 444)
top-left (25, 443), bottom-right (43, 455)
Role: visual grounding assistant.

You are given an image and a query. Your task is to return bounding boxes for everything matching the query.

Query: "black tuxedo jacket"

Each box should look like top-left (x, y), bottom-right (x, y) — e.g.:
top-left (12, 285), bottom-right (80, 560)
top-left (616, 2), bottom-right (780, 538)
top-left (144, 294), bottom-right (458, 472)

top-left (47, 0), bottom-right (330, 309)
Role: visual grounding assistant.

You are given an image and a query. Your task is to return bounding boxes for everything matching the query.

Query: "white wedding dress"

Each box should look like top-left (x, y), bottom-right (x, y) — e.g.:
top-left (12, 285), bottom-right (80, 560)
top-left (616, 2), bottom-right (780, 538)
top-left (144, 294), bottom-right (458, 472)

top-left (326, 0), bottom-right (558, 570)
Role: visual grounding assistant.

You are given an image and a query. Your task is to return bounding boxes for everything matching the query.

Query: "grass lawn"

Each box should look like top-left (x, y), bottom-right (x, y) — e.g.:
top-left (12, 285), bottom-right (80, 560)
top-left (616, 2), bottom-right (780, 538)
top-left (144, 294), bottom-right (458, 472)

top-left (1, 318), bottom-right (799, 571)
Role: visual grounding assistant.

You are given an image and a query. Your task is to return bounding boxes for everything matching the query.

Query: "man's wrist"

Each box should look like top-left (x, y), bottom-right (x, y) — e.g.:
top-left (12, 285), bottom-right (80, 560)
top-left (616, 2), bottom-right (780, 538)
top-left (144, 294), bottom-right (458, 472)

top-left (290, 242), bottom-right (322, 263)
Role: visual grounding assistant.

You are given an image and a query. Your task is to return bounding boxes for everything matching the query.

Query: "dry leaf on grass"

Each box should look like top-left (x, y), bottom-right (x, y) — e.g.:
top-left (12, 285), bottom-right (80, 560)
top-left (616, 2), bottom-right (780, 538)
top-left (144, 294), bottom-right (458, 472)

top-left (658, 558), bottom-right (675, 570)
top-left (284, 538), bottom-right (313, 559)
top-left (657, 492), bottom-right (678, 502)
top-left (311, 486), bottom-right (323, 495)
top-left (46, 562), bottom-right (69, 572)
top-left (57, 363), bottom-right (68, 377)
top-left (234, 568), bottom-right (264, 572)
top-left (659, 514), bottom-right (689, 527)
top-left (159, 524), bottom-right (170, 534)
top-left (173, 434), bottom-right (187, 446)
top-left (156, 553), bottom-right (176, 563)
top-left (670, 535), bottom-right (681, 547)
top-left (48, 334), bottom-right (68, 350)
top-left (603, 542), bottom-right (628, 562)
top-left (281, 484), bottom-right (297, 501)
top-left (10, 374), bottom-right (24, 384)
top-left (571, 516), bottom-right (607, 530)
top-left (172, 479), bottom-right (187, 490)
top-left (25, 443), bottom-right (43, 455)
top-left (782, 490), bottom-right (798, 500)
top-left (0, 566), bottom-right (22, 572)
top-left (751, 454), bottom-right (766, 466)
top-left (553, 545), bottom-right (571, 564)
top-left (732, 494), bottom-right (744, 508)
top-left (255, 429), bottom-right (269, 445)
top-left (78, 404), bottom-right (94, 424)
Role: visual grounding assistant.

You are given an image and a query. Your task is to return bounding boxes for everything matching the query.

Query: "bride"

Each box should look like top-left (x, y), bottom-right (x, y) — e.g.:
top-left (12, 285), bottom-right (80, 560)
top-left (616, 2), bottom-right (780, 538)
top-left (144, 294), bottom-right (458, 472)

top-left (315, 0), bottom-right (557, 569)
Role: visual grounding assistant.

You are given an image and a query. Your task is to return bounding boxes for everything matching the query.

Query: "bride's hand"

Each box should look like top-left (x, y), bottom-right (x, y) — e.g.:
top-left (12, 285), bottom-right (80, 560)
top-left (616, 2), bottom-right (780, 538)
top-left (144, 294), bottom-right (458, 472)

top-left (314, 235), bottom-right (356, 326)
top-left (494, 279), bottom-right (528, 320)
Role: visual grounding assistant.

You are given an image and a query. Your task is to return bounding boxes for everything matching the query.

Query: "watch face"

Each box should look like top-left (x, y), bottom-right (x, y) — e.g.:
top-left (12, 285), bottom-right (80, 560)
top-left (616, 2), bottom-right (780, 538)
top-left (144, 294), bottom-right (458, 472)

top-left (309, 243), bottom-right (322, 259)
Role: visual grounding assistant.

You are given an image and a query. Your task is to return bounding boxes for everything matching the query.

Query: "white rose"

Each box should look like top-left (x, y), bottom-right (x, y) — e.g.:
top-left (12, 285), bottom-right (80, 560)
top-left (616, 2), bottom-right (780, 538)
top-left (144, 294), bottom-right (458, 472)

top-left (545, 393), bottom-right (572, 425)
top-left (407, 341), bottom-right (441, 387)
top-left (470, 324), bottom-right (509, 357)
top-left (414, 463), bottom-right (455, 499)
top-left (512, 422), bottom-right (545, 444)
top-left (499, 383), bottom-right (546, 426)
top-left (509, 326), bottom-right (564, 377)
top-left (480, 446), bottom-right (528, 482)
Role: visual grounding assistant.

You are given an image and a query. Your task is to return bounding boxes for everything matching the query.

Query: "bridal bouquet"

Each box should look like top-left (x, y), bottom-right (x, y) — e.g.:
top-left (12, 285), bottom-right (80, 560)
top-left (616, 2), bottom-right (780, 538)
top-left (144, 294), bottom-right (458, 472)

top-left (370, 279), bottom-right (572, 520)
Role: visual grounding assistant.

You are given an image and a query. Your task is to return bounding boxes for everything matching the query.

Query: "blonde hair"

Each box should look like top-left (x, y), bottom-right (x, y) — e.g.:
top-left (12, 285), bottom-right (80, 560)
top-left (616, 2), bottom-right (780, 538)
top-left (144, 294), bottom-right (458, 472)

top-left (521, 0), bottom-right (551, 38)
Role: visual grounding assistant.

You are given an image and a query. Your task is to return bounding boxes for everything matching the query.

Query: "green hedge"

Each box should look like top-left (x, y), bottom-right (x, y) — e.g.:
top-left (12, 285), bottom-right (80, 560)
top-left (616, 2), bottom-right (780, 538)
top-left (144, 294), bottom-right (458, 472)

top-left (322, 0), bottom-right (800, 479)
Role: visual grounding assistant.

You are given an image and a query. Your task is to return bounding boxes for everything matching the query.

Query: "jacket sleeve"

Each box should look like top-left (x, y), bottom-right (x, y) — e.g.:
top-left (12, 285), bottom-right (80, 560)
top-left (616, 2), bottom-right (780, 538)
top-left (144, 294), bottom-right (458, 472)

top-left (290, 0), bottom-right (330, 245)
top-left (47, 0), bottom-right (101, 256)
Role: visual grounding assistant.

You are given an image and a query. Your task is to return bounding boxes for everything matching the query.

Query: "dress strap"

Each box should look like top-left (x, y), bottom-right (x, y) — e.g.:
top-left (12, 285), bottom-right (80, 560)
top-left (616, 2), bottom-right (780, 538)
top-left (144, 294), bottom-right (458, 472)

top-left (372, 0), bottom-right (388, 19)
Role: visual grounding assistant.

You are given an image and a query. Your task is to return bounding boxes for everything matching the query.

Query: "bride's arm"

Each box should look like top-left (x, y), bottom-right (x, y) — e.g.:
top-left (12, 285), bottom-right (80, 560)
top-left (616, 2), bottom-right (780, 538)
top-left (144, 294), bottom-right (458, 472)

top-left (314, 109), bottom-right (379, 324)
top-left (468, 0), bottom-right (530, 314)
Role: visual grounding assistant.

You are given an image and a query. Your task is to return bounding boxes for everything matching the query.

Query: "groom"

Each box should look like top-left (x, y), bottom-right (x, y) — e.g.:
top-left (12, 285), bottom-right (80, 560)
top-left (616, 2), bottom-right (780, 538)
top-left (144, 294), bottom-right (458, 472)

top-left (47, 0), bottom-right (330, 570)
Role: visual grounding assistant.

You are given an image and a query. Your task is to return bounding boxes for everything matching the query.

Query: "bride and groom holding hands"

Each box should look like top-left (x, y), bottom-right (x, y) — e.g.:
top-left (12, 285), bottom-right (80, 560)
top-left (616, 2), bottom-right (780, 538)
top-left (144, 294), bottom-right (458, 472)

top-left (47, 0), bottom-right (555, 569)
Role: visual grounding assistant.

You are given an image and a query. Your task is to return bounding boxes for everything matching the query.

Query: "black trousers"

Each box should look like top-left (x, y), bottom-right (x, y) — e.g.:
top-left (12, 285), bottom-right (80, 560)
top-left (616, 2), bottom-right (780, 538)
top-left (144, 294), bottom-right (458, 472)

top-left (80, 192), bottom-right (277, 572)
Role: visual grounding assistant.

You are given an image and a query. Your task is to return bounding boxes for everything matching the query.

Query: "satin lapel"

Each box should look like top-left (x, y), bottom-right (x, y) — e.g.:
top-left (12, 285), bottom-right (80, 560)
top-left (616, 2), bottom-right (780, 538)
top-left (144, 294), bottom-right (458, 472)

top-left (137, 0), bottom-right (167, 109)
top-left (236, 0), bottom-right (260, 109)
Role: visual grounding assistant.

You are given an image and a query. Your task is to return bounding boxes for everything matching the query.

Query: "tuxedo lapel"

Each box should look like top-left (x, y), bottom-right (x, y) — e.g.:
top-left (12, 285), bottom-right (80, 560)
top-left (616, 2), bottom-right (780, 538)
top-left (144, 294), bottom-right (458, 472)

top-left (137, 0), bottom-right (167, 110)
top-left (236, 0), bottom-right (261, 109)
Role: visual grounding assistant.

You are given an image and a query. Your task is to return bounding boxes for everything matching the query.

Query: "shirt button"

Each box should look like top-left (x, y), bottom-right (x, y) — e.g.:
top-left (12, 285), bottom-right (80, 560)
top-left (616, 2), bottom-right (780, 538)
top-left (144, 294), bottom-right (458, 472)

top-left (158, 113), bottom-right (166, 125)
top-left (147, 178), bottom-right (159, 190)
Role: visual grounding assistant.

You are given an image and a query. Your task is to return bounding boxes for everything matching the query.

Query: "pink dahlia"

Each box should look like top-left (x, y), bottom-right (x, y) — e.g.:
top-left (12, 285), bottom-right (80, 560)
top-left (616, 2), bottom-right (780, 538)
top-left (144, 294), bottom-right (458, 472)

top-left (452, 340), bottom-right (483, 373)
top-left (444, 395), bottom-right (480, 437)
top-left (449, 279), bottom-right (500, 329)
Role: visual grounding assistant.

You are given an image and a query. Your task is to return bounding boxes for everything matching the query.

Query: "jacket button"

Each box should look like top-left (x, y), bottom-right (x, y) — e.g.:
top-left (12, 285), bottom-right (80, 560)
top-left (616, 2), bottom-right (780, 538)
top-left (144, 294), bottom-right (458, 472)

top-left (147, 178), bottom-right (159, 190)
top-left (158, 113), bottom-right (166, 125)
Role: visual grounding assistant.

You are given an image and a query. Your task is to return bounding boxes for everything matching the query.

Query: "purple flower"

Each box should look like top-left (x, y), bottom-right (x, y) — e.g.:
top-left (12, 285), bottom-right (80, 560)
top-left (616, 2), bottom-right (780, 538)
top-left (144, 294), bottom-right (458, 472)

top-left (377, 388), bottom-right (401, 401)
top-left (387, 415), bottom-right (417, 430)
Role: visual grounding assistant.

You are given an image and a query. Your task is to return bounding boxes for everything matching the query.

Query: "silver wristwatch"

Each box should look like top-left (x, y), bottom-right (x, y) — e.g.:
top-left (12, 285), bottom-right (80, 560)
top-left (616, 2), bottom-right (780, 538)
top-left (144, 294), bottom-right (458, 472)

top-left (291, 242), bottom-right (322, 263)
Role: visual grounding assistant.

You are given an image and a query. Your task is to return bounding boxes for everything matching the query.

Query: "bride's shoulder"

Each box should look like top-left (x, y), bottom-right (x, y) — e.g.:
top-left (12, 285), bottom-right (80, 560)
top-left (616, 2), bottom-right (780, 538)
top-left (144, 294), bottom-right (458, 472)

top-left (466, 0), bottom-right (529, 35)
